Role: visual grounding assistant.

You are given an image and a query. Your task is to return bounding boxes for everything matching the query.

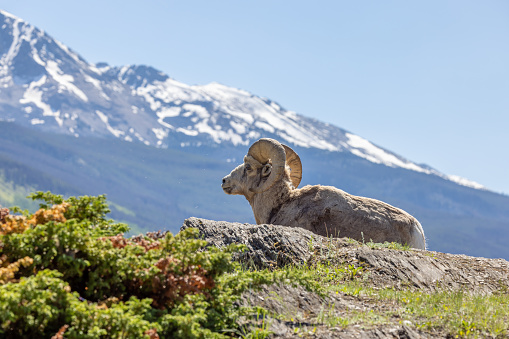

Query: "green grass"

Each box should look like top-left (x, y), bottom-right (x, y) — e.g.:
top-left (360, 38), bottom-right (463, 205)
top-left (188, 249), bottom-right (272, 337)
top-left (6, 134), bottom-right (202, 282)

top-left (316, 303), bottom-right (389, 329)
top-left (376, 288), bottom-right (509, 337)
top-left (343, 235), bottom-right (412, 251)
top-left (245, 235), bottom-right (508, 339)
top-left (284, 259), bottom-right (509, 338)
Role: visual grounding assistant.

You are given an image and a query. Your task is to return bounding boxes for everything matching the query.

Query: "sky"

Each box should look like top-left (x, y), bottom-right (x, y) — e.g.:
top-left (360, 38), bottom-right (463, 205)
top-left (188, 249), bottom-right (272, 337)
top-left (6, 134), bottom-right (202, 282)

top-left (1, 1), bottom-right (508, 194)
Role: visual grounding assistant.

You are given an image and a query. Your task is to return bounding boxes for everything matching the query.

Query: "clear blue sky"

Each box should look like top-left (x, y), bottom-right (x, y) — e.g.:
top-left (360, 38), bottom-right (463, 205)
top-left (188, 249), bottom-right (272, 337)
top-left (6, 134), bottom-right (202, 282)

top-left (2, 1), bottom-right (509, 194)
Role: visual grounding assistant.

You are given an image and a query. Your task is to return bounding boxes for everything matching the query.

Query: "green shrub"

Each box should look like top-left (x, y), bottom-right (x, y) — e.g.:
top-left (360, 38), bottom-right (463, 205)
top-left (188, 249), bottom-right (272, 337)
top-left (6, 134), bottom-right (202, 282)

top-left (0, 269), bottom-right (162, 338)
top-left (0, 191), bottom-right (316, 338)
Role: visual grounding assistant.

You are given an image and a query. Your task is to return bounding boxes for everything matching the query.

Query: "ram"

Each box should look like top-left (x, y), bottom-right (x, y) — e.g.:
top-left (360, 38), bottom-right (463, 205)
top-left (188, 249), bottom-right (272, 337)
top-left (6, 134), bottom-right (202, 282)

top-left (222, 138), bottom-right (426, 249)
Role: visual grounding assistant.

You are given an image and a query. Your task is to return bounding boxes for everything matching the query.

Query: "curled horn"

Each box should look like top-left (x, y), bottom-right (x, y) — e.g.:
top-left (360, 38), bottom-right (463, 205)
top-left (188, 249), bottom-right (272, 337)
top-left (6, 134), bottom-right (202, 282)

top-left (247, 138), bottom-right (286, 193)
top-left (282, 144), bottom-right (302, 188)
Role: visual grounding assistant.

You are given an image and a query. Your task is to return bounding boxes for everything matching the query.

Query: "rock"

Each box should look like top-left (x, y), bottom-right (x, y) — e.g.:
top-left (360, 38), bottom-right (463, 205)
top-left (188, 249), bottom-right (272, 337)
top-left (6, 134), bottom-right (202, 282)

top-left (239, 283), bottom-right (436, 338)
top-left (179, 217), bottom-right (509, 338)
top-left (354, 247), bottom-right (509, 293)
top-left (181, 217), bottom-right (509, 294)
top-left (181, 217), bottom-right (324, 269)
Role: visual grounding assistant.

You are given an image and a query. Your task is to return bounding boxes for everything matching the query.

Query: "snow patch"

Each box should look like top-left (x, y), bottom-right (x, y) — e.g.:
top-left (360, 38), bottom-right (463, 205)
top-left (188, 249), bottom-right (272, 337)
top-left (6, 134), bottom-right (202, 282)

top-left (0, 9), bottom-right (21, 20)
top-left (31, 46), bottom-right (45, 66)
top-left (158, 106), bottom-right (180, 118)
top-left (83, 73), bottom-right (110, 100)
top-left (247, 131), bottom-right (261, 139)
top-left (152, 127), bottom-right (168, 140)
top-left (83, 74), bottom-right (101, 90)
top-left (30, 118), bottom-right (44, 125)
top-left (177, 127), bottom-right (199, 136)
top-left (182, 104), bottom-right (209, 118)
top-left (46, 60), bottom-right (88, 102)
top-left (1, 16), bottom-right (23, 77)
top-left (19, 75), bottom-right (63, 126)
top-left (156, 107), bottom-right (180, 129)
top-left (445, 175), bottom-right (486, 190)
top-left (254, 121), bottom-right (275, 133)
top-left (230, 121), bottom-right (247, 134)
top-left (284, 111), bottom-right (298, 119)
top-left (137, 85), bottom-right (161, 110)
top-left (345, 133), bottom-right (426, 173)
top-left (194, 119), bottom-right (245, 145)
top-left (54, 39), bottom-right (83, 66)
top-left (95, 110), bottom-right (124, 138)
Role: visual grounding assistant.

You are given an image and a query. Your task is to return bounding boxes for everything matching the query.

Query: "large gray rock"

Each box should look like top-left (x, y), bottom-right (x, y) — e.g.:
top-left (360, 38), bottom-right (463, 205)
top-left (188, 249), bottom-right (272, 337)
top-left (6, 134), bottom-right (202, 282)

top-left (181, 217), bottom-right (320, 269)
top-left (181, 217), bottom-right (509, 294)
top-left (180, 218), bottom-right (509, 338)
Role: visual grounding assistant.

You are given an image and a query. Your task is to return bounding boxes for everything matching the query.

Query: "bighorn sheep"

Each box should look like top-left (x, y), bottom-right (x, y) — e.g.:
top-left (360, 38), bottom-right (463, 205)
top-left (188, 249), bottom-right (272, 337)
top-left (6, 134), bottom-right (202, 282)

top-left (221, 138), bottom-right (426, 249)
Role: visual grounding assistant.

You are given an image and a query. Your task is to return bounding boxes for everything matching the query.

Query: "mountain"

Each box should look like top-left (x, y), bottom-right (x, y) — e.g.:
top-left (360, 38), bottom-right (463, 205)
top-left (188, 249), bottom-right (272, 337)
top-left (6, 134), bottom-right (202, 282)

top-left (1, 10), bottom-right (508, 259)
top-left (0, 10), bottom-right (485, 190)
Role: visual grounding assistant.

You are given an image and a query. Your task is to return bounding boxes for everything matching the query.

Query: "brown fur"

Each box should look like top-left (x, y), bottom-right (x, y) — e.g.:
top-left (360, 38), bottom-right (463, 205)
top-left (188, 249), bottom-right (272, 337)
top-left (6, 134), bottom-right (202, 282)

top-left (222, 156), bottom-right (426, 249)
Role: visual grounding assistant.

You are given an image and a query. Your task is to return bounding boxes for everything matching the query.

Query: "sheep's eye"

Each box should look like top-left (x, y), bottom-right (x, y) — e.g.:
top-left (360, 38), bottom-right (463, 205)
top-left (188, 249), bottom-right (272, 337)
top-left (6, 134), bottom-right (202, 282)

top-left (245, 164), bottom-right (252, 171)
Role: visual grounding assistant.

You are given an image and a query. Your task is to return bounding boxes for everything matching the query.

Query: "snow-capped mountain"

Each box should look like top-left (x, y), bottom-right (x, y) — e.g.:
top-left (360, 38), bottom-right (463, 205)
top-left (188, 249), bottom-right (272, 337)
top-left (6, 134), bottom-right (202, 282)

top-left (0, 9), bottom-right (483, 190)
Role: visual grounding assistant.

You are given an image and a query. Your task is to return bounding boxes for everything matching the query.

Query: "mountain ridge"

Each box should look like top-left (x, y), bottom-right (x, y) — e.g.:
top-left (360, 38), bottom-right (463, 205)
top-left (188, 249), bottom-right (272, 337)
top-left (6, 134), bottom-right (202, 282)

top-left (0, 9), bottom-right (484, 191)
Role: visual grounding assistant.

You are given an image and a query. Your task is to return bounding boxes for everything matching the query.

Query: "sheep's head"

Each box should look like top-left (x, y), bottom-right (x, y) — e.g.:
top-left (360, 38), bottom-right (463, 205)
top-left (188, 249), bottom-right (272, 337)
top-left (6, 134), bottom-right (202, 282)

top-left (221, 138), bottom-right (302, 197)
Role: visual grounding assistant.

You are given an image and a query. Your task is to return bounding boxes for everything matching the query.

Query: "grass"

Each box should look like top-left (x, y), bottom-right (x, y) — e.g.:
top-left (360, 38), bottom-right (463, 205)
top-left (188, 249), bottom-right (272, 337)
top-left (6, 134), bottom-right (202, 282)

top-left (384, 289), bottom-right (509, 337)
top-left (241, 237), bottom-right (509, 338)
top-left (343, 235), bottom-right (412, 251)
top-left (316, 303), bottom-right (389, 329)
top-left (224, 307), bottom-right (274, 339)
top-left (285, 260), bottom-right (509, 338)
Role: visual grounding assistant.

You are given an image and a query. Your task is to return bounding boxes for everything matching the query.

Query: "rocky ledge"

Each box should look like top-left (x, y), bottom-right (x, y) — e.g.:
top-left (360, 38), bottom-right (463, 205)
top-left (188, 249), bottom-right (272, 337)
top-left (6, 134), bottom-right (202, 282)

top-left (180, 217), bottom-right (509, 338)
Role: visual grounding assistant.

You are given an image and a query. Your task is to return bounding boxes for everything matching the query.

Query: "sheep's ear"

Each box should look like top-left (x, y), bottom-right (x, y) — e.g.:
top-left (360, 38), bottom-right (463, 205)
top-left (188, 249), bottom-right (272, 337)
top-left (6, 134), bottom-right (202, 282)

top-left (261, 164), bottom-right (272, 177)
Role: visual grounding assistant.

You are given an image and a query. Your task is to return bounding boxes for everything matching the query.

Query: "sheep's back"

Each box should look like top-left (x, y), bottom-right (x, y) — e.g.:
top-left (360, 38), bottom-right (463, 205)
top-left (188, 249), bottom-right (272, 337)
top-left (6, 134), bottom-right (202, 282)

top-left (273, 185), bottom-right (420, 246)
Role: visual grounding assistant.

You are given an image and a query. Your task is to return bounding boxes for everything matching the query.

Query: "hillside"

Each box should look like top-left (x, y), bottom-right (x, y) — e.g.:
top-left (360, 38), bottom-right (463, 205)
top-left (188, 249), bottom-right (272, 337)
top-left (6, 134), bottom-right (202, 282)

top-left (0, 121), bottom-right (251, 233)
top-left (0, 168), bottom-right (37, 211)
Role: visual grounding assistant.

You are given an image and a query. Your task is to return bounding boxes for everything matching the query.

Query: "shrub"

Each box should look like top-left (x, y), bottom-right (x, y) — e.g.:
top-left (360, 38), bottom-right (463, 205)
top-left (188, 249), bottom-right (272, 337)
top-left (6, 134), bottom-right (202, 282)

top-left (0, 191), bottom-right (316, 338)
